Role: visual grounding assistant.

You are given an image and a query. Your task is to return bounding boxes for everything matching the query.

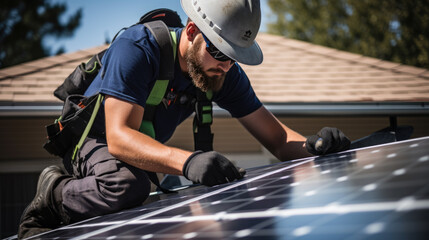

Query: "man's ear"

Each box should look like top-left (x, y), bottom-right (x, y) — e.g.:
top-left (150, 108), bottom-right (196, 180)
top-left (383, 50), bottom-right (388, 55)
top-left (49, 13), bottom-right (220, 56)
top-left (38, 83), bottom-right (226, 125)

top-left (185, 22), bottom-right (200, 41)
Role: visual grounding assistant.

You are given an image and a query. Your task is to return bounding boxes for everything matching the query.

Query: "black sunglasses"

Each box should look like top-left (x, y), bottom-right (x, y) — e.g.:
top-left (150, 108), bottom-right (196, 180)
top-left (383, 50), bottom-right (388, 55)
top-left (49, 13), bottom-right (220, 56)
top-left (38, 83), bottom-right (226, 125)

top-left (202, 33), bottom-right (235, 63)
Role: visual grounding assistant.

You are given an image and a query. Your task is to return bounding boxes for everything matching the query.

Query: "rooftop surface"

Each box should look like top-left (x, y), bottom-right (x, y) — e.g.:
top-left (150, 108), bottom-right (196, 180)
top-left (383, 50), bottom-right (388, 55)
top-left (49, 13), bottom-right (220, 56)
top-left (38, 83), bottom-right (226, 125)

top-left (1, 33), bottom-right (429, 106)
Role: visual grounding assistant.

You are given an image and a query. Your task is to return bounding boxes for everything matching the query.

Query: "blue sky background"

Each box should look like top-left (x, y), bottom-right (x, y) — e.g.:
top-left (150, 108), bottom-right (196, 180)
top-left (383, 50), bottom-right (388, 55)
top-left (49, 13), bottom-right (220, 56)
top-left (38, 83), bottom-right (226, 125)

top-left (47, 0), bottom-right (272, 54)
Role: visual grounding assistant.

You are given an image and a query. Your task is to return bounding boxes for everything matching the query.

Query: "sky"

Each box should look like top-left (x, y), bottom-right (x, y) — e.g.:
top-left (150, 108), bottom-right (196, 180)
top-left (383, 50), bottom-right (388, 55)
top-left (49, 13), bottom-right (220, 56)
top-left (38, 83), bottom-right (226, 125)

top-left (47, 0), bottom-right (272, 54)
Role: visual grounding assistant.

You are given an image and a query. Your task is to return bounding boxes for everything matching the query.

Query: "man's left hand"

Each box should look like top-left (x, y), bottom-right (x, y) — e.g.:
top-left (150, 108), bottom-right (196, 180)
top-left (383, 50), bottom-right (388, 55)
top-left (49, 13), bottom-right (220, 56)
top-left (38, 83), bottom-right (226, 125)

top-left (306, 127), bottom-right (351, 155)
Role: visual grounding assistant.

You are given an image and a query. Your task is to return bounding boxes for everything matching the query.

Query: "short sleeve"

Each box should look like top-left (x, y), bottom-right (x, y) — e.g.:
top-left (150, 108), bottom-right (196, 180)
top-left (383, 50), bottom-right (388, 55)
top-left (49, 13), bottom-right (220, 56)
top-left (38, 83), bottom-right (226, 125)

top-left (99, 37), bottom-right (159, 108)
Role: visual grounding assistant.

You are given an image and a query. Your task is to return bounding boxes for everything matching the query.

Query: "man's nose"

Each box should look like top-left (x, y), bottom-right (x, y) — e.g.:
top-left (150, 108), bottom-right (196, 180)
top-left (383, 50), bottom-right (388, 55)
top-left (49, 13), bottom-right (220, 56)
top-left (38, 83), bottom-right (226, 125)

top-left (217, 60), bottom-right (234, 72)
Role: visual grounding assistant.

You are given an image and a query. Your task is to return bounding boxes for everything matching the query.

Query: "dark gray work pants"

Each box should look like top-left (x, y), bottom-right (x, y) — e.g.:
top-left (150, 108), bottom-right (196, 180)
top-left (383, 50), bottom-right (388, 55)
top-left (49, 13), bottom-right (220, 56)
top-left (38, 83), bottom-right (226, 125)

top-left (62, 136), bottom-right (151, 222)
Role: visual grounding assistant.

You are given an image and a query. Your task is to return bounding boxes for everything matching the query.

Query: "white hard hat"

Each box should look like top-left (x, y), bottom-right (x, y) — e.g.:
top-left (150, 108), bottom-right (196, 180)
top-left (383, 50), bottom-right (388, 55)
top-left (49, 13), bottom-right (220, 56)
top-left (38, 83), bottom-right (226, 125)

top-left (181, 0), bottom-right (263, 65)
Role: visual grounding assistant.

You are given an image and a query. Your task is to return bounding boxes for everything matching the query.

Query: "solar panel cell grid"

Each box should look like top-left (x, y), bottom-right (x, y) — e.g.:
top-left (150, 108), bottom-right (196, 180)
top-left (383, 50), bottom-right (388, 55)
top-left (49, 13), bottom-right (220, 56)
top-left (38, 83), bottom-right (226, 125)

top-left (28, 136), bottom-right (429, 239)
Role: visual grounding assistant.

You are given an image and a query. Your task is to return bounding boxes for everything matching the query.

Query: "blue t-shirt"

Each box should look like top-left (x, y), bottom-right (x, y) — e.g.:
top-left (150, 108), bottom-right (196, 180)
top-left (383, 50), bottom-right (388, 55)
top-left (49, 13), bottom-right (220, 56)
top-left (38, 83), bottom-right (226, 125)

top-left (85, 24), bottom-right (262, 143)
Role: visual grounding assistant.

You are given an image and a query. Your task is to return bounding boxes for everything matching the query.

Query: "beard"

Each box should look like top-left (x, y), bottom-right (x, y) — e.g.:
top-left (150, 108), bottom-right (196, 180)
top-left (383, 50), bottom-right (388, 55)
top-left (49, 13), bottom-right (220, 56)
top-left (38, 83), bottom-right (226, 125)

top-left (184, 37), bottom-right (226, 92)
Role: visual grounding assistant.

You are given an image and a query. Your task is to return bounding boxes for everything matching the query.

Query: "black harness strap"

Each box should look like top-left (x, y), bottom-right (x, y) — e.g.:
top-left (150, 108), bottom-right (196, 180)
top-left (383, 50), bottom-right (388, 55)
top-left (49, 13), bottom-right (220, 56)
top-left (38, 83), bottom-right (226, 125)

top-left (146, 171), bottom-right (176, 194)
top-left (193, 89), bottom-right (214, 152)
top-left (161, 88), bottom-right (214, 152)
top-left (140, 21), bottom-right (179, 194)
top-left (143, 21), bottom-right (175, 80)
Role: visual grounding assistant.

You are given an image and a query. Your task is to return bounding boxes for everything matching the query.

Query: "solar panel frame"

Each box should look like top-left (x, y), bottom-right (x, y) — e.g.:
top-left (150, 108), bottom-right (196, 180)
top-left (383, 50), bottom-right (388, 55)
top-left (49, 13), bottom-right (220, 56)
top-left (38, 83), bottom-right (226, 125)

top-left (26, 136), bottom-right (429, 239)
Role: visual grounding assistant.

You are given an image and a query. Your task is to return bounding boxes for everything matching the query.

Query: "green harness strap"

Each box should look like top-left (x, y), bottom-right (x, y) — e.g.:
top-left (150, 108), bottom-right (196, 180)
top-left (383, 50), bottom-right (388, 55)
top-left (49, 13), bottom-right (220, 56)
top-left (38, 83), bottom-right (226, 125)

top-left (71, 94), bottom-right (105, 164)
top-left (139, 30), bottom-right (177, 138)
top-left (71, 28), bottom-right (213, 163)
top-left (71, 30), bottom-right (177, 163)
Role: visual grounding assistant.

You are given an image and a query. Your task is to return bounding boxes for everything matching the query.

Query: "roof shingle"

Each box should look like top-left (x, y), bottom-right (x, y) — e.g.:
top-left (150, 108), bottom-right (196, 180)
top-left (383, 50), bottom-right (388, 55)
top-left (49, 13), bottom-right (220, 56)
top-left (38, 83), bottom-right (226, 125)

top-left (0, 33), bottom-right (428, 105)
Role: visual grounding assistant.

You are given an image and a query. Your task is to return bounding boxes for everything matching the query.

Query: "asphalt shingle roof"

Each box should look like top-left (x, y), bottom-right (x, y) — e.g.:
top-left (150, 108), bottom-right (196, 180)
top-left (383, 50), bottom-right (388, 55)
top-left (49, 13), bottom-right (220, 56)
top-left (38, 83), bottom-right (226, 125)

top-left (1, 33), bottom-right (428, 106)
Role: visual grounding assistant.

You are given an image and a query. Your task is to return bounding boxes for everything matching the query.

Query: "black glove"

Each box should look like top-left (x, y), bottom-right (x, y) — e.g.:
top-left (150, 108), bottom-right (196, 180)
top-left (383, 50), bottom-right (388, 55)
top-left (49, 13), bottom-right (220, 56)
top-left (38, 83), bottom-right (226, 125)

top-left (182, 151), bottom-right (246, 187)
top-left (306, 127), bottom-right (351, 155)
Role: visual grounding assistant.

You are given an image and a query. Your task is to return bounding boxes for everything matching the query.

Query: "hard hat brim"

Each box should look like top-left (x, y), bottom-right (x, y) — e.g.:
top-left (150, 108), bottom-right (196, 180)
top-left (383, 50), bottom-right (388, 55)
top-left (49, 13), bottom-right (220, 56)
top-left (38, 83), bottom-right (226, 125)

top-left (181, 0), bottom-right (263, 66)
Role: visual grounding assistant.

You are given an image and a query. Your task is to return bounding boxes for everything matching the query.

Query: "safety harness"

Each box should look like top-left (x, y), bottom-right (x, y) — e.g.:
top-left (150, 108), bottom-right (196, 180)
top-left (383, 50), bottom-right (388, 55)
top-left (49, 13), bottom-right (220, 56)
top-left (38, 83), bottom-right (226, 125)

top-left (44, 15), bottom-right (214, 193)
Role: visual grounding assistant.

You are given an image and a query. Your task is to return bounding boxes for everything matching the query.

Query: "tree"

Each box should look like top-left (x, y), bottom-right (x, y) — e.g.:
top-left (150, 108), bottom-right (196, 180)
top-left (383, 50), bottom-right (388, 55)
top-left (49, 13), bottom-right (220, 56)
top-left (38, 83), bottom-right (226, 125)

top-left (0, 0), bottom-right (82, 68)
top-left (267, 0), bottom-right (429, 69)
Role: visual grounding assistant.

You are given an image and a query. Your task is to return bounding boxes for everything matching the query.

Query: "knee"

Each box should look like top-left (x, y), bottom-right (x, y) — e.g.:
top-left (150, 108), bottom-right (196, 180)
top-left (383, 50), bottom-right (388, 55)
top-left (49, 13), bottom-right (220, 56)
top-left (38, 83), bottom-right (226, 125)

top-left (98, 167), bottom-right (151, 211)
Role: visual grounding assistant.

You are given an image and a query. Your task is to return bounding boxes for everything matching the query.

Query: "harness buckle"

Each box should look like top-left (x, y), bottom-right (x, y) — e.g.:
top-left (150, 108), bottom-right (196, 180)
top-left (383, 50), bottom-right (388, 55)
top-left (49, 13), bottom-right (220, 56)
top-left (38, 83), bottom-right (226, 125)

top-left (162, 88), bottom-right (177, 109)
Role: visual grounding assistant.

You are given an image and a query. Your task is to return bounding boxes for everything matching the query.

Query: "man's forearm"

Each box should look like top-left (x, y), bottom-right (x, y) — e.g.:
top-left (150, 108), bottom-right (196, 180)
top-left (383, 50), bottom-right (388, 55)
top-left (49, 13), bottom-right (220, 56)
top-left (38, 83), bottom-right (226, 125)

top-left (106, 126), bottom-right (192, 175)
top-left (275, 122), bottom-right (312, 161)
top-left (104, 96), bottom-right (192, 175)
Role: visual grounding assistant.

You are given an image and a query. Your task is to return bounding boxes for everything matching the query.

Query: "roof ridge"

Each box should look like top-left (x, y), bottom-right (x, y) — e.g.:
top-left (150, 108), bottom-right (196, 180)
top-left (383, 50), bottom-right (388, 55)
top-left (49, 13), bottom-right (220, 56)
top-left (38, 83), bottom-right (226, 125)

top-left (258, 33), bottom-right (429, 79)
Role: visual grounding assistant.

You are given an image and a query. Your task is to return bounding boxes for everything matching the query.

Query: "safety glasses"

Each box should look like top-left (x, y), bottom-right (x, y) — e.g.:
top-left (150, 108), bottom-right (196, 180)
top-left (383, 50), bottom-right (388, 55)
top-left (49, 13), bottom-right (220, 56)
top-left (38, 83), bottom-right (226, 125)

top-left (202, 33), bottom-right (235, 63)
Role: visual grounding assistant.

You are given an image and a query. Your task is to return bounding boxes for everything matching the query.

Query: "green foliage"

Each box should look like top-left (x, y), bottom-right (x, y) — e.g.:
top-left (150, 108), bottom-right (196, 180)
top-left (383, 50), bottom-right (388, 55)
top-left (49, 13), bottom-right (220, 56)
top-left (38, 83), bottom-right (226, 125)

top-left (0, 0), bottom-right (82, 68)
top-left (267, 0), bottom-right (429, 69)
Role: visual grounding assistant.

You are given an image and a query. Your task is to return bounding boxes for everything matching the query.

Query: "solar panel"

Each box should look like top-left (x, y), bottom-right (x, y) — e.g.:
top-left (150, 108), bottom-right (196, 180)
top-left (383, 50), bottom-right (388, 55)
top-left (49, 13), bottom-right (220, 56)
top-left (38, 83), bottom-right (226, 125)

top-left (27, 136), bottom-right (429, 239)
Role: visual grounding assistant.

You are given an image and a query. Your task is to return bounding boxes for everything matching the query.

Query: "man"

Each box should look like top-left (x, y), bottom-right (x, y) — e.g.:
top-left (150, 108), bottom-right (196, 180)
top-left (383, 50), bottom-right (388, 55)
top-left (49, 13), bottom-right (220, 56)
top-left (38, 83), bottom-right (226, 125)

top-left (18, 0), bottom-right (350, 238)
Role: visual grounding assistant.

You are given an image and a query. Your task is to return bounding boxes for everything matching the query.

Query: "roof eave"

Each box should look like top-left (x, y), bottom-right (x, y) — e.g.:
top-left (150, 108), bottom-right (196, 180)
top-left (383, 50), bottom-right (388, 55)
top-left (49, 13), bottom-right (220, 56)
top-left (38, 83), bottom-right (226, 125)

top-left (1, 102), bottom-right (428, 118)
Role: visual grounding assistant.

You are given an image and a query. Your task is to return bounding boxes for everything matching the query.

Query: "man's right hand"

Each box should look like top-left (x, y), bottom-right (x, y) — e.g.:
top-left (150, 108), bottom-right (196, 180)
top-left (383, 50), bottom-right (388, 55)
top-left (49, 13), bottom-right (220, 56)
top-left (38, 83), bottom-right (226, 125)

top-left (182, 151), bottom-right (245, 186)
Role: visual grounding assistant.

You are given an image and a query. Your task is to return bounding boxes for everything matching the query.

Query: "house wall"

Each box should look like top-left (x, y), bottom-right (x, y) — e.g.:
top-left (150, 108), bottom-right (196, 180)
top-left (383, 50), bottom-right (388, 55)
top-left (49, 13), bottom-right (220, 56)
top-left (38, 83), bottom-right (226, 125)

top-left (167, 115), bottom-right (429, 152)
top-left (1, 115), bottom-right (428, 168)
